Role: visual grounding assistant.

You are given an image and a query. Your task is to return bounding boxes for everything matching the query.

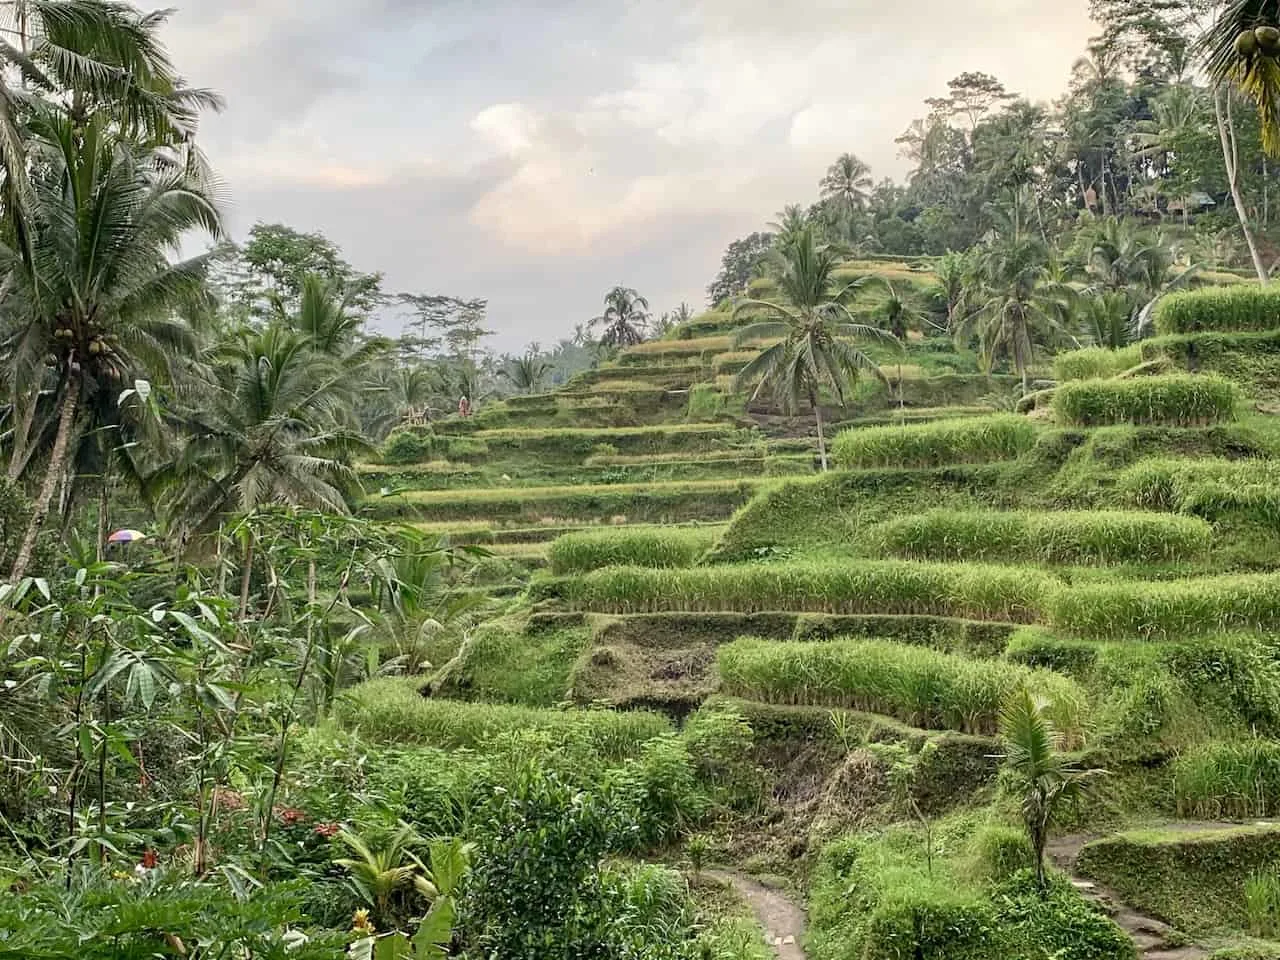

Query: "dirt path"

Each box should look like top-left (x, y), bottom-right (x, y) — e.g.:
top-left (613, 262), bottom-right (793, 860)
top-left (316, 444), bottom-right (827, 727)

top-left (706, 869), bottom-right (807, 960)
top-left (1046, 834), bottom-right (1208, 960)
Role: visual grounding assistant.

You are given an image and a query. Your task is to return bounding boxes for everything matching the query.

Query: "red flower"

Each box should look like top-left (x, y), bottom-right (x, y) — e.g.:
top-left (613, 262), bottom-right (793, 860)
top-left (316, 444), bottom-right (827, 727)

top-left (278, 807), bottom-right (306, 825)
top-left (141, 849), bottom-right (158, 869)
top-left (314, 822), bottom-right (341, 838)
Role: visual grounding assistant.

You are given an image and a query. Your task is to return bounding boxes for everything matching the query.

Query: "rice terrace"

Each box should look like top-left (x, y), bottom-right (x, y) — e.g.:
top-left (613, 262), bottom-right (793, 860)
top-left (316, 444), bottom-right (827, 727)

top-left (9, 1), bottom-right (1280, 959)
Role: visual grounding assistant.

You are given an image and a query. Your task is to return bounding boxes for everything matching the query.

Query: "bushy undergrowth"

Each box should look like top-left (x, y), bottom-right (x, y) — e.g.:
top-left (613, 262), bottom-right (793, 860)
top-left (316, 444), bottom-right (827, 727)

top-left (833, 414), bottom-right (1038, 468)
top-left (1054, 345), bottom-right (1143, 381)
top-left (337, 677), bottom-right (669, 757)
top-left (1173, 740), bottom-right (1280, 819)
top-left (1053, 374), bottom-right (1238, 427)
top-left (871, 509), bottom-right (1211, 565)
top-left (562, 560), bottom-right (1056, 622)
top-left (548, 527), bottom-right (719, 574)
top-left (717, 637), bottom-right (1086, 739)
top-left (1047, 572), bottom-right (1280, 640)
top-left (1155, 285), bottom-right (1280, 335)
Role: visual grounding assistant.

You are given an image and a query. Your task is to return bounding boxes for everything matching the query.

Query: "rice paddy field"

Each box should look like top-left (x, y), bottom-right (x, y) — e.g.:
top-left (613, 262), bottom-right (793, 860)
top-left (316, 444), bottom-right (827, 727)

top-left (351, 283), bottom-right (1280, 959)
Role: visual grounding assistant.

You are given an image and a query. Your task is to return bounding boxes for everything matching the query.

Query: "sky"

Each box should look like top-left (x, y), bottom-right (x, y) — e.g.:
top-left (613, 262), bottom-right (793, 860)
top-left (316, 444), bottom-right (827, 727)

top-left (163, 0), bottom-right (1098, 351)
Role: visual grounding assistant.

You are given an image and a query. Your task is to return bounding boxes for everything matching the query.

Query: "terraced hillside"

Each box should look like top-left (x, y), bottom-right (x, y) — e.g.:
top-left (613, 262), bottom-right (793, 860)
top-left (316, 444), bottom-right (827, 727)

top-left (345, 283), bottom-right (1280, 959)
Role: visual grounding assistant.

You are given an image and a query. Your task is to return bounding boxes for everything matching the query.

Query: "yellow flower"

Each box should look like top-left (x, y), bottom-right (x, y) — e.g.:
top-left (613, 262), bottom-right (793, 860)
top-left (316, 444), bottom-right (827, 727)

top-left (351, 909), bottom-right (375, 934)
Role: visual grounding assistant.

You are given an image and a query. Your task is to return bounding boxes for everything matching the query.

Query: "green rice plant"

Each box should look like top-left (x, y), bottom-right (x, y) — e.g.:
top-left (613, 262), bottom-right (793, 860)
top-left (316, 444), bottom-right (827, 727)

top-left (584, 447), bottom-right (766, 467)
top-left (717, 637), bottom-right (1087, 742)
top-left (1048, 572), bottom-right (1280, 640)
top-left (1052, 375), bottom-right (1238, 427)
top-left (1116, 458), bottom-right (1280, 524)
top-left (621, 335), bottom-right (734, 356)
top-left (1054, 345), bottom-right (1143, 381)
top-left (870, 509), bottom-right (1212, 565)
top-left (563, 560), bottom-right (1056, 623)
top-left (547, 527), bottom-right (719, 574)
top-left (1244, 869), bottom-right (1280, 938)
top-left (1154, 285), bottom-right (1280, 335)
top-left (337, 677), bottom-right (669, 757)
top-left (713, 351), bottom-right (761, 374)
top-left (1172, 740), bottom-right (1280, 819)
top-left (832, 414), bottom-right (1039, 468)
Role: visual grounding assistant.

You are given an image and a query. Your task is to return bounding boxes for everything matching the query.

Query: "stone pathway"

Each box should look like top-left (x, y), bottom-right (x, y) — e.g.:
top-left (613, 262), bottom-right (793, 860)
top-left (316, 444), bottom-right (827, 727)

top-left (706, 869), bottom-right (807, 960)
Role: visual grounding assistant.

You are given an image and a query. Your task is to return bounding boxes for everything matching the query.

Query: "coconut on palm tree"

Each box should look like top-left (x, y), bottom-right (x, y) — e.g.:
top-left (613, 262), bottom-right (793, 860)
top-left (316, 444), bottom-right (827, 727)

top-left (591, 286), bottom-right (650, 349)
top-left (0, 106), bottom-right (223, 581)
top-left (957, 237), bottom-right (1076, 392)
top-left (732, 226), bottom-right (897, 470)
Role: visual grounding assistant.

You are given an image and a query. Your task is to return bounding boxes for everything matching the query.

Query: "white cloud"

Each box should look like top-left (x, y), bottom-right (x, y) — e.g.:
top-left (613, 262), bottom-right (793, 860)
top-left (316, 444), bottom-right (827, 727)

top-left (471, 103), bottom-right (541, 156)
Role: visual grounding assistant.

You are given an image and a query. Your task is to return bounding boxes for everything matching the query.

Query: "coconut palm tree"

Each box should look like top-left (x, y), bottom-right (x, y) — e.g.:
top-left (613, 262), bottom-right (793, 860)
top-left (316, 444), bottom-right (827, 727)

top-left (732, 226), bottom-right (897, 471)
top-left (165, 325), bottom-right (366, 541)
top-left (0, 106), bottom-right (223, 581)
top-left (1201, 3), bottom-right (1280, 156)
top-left (591, 286), bottom-right (650, 349)
top-left (958, 237), bottom-right (1076, 392)
top-left (931, 250), bottom-right (974, 334)
top-left (499, 352), bottom-right (551, 394)
top-left (998, 688), bottom-right (1105, 890)
top-left (819, 153), bottom-right (874, 237)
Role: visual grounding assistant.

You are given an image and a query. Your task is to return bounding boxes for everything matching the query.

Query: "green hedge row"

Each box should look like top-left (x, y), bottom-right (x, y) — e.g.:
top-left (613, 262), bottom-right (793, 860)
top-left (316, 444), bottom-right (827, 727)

top-left (547, 527), bottom-right (720, 574)
top-left (337, 677), bottom-right (670, 757)
top-left (1052, 375), bottom-right (1238, 427)
top-left (833, 414), bottom-right (1038, 468)
top-left (561, 560), bottom-right (1055, 622)
top-left (717, 637), bottom-right (1085, 740)
top-left (870, 509), bottom-right (1212, 565)
top-left (1117, 457), bottom-right (1280, 524)
top-left (1154, 285), bottom-right (1280, 335)
top-left (1054, 345), bottom-right (1144, 382)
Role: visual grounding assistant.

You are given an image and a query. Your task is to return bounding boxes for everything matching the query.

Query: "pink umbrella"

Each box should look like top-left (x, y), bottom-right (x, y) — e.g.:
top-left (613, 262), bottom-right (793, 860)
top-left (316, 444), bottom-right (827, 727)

top-left (107, 529), bottom-right (146, 544)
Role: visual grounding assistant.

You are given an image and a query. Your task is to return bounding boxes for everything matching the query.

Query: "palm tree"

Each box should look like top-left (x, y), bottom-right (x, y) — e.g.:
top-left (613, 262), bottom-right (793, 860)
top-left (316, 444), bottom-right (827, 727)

top-left (1134, 84), bottom-right (1207, 227)
top-left (591, 286), bottom-right (650, 349)
top-left (499, 352), bottom-right (551, 394)
top-left (998, 688), bottom-right (1105, 890)
top-left (819, 153), bottom-right (873, 235)
top-left (1201, 3), bottom-right (1280, 157)
top-left (165, 325), bottom-right (366, 540)
top-left (732, 226), bottom-right (896, 471)
top-left (958, 238), bottom-right (1076, 392)
top-left (279, 274), bottom-right (383, 366)
top-left (932, 250), bottom-right (973, 334)
top-left (0, 107), bottom-right (223, 581)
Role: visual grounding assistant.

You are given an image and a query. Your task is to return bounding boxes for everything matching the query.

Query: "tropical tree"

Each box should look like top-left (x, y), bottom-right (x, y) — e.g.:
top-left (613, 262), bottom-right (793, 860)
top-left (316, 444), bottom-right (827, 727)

top-left (932, 250), bottom-right (973, 333)
top-left (819, 153), bottom-right (874, 240)
top-left (998, 688), bottom-right (1105, 890)
top-left (957, 238), bottom-right (1076, 391)
top-left (499, 352), bottom-right (551, 394)
top-left (165, 325), bottom-right (366, 541)
top-left (591, 286), bottom-right (650, 349)
top-left (732, 226), bottom-right (896, 470)
top-left (0, 107), bottom-right (223, 582)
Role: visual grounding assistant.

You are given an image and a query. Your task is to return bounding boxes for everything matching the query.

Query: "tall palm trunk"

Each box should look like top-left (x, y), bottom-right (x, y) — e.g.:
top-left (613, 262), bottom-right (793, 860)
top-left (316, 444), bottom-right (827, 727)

top-left (1215, 85), bottom-right (1269, 284)
top-left (11, 382), bottom-right (78, 582)
top-left (810, 389), bottom-right (828, 472)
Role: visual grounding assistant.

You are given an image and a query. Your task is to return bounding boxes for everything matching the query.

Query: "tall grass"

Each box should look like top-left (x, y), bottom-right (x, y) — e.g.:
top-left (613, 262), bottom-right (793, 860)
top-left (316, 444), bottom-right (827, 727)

top-left (337, 677), bottom-right (670, 758)
top-left (563, 560), bottom-right (1056, 622)
top-left (1154, 285), bottom-right (1280, 335)
top-left (718, 638), bottom-right (1086, 742)
top-left (1172, 740), bottom-right (1280, 819)
top-left (1245, 869), bottom-right (1280, 938)
top-left (1054, 345), bottom-right (1144, 381)
top-left (1053, 375), bottom-right (1238, 427)
top-left (871, 509), bottom-right (1212, 565)
top-left (832, 414), bottom-right (1038, 468)
top-left (1048, 572), bottom-right (1280, 640)
top-left (548, 527), bottom-right (720, 574)
top-left (1117, 458), bottom-right (1280, 524)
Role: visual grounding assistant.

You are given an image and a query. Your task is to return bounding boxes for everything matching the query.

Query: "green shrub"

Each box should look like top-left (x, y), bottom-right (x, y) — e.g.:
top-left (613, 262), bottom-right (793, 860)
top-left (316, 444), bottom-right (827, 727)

top-left (686, 382), bottom-right (727, 420)
top-left (548, 527), bottom-right (718, 574)
top-left (1053, 374), bottom-right (1238, 427)
top-left (1076, 825), bottom-right (1280, 933)
top-left (1054, 345), bottom-right (1144, 381)
top-left (969, 825), bottom-right (1036, 881)
top-left (378, 428), bottom-right (433, 464)
top-left (337, 677), bottom-right (669, 757)
top-left (1048, 572), bottom-right (1280, 640)
top-left (833, 414), bottom-right (1038, 468)
top-left (1154, 285), bottom-right (1280, 335)
top-left (563, 560), bottom-right (1057, 622)
top-left (717, 637), bottom-right (1085, 740)
top-left (1004, 629), bottom-right (1099, 676)
top-left (870, 509), bottom-right (1211, 565)
top-left (1173, 740), bottom-right (1280, 819)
